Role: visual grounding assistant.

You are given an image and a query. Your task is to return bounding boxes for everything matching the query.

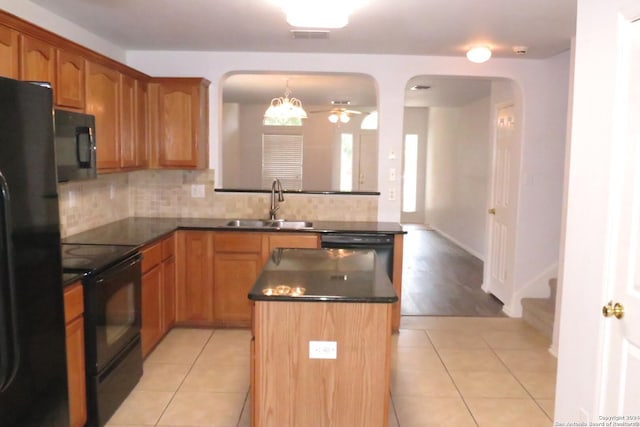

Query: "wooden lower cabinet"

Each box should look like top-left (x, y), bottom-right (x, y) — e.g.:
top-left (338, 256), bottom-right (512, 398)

top-left (252, 301), bottom-right (392, 427)
top-left (141, 263), bottom-right (163, 356)
top-left (163, 254), bottom-right (176, 330)
top-left (140, 233), bottom-right (177, 357)
top-left (63, 282), bottom-right (87, 427)
top-left (176, 230), bottom-right (215, 324)
top-left (213, 252), bottom-right (262, 327)
top-left (174, 231), bottom-right (320, 327)
top-left (264, 233), bottom-right (319, 261)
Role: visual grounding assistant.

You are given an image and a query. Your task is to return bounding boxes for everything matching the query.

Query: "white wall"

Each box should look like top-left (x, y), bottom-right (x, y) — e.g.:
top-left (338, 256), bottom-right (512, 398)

top-left (425, 97), bottom-right (491, 258)
top-left (0, 0), bottom-right (126, 61)
top-left (126, 51), bottom-right (569, 224)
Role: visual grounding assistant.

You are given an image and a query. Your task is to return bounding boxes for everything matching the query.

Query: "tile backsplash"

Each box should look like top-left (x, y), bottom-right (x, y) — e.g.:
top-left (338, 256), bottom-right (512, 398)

top-left (58, 170), bottom-right (378, 238)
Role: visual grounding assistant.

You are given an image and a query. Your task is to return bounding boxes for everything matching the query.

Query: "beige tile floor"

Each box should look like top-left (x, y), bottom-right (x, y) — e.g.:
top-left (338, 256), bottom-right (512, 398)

top-left (106, 316), bottom-right (556, 427)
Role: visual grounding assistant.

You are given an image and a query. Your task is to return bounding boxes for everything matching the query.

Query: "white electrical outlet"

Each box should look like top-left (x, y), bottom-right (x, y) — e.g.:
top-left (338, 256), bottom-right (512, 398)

top-left (388, 188), bottom-right (396, 201)
top-left (191, 184), bottom-right (205, 198)
top-left (309, 341), bottom-right (337, 359)
top-left (389, 168), bottom-right (396, 181)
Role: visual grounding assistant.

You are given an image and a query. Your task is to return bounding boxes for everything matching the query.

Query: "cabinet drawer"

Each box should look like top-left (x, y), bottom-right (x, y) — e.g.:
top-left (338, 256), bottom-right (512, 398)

top-left (142, 241), bottom-right (162, 273)
top-left (162, 233), bottom-right (176, 259)
top-left (64, 282), bottom-right (84, 323)
top-left (214, 232), bottom-right (262, 253)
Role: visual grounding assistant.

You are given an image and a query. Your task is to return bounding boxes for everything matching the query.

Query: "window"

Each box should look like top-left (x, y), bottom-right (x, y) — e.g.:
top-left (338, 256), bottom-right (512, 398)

top-left (340, 133), bottom-right (353, 191)
top-left (403, 134), bottom-right (418, 212)
top-left (262, 134), bottom-right (303, 190)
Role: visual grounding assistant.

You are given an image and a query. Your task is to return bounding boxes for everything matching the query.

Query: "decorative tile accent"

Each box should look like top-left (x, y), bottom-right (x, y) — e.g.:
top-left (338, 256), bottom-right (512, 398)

top-left (58, 169), bottom-right (378, 237)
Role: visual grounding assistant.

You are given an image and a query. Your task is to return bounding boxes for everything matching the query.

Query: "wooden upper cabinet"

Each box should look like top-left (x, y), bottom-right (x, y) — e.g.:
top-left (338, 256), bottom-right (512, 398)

top-left (86, 61), bottom-right (120, 171)
top-left (0, 24), bottom-right (19, 79)
top-left (135, 79), bottom-right (149, 168)
top-left (56, 48), bottom-right (85, 110)
top-left (119, 73), bottom-right (136, 169)
top-left (154, 78), bottom-right (210, 169)
top-left (19, 34), bottom-right (56, 89)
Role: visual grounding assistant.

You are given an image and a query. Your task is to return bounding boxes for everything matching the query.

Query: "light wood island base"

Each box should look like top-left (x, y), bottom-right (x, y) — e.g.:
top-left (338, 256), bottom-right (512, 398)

top-left (251, 300), bottom-right (393, 427)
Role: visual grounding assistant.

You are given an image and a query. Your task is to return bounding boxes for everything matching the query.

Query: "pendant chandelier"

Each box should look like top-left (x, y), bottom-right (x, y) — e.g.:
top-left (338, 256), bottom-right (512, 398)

top-left (264, 81), bottom-right (308, 126)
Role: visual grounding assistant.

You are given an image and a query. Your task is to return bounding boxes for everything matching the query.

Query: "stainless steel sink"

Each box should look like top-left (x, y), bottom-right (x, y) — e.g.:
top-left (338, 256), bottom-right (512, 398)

top-left (225, 219), bottom-right (269, 228)
top-left (225, 219), bottom-right (313, 229)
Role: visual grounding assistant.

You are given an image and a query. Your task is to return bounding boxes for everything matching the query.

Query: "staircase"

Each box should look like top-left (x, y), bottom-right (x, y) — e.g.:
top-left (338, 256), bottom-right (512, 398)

top-left (521, 278), bottom-right (557, 341)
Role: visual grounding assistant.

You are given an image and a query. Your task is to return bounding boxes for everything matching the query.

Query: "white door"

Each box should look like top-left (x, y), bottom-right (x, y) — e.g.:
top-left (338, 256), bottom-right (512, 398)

top-left (555, 0), bottom-right (640, 421)
top-left (356, 132), bottom-right (378, 191)
top-left (483, 105), bottom-right (518, 309)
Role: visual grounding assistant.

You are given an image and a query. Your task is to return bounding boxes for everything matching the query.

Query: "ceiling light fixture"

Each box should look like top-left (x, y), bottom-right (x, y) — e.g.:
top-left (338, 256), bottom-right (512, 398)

top-left (264, 80), bottom-right (308, 126)
top-left (466, 46), bottom-right (492, 63)
top-left (327, 110), bottom-right (351, 124)
top-left (273, 0), bottom-right (367, 29)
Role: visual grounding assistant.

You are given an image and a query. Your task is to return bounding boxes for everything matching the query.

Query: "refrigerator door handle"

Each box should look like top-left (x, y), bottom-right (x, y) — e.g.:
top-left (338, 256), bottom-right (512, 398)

top-left (0, 172), bottom-right (20, 392)
top-left (75, 126), bottom-right (94, 169)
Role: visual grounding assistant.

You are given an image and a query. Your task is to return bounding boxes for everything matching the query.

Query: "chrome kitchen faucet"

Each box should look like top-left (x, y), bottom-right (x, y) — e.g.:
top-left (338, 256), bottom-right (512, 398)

top-left (269, 178), bottom-right (285, 220)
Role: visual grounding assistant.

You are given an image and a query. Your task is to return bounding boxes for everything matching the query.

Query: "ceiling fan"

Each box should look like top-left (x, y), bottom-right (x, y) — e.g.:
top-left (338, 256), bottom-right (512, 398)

top-left (310, 107), bottom-right (363, 123)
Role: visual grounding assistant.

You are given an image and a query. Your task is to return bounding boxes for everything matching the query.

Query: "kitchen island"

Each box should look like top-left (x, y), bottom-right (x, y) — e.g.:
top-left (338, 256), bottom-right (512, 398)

top-left (248, 248), bottom-right (397, 427)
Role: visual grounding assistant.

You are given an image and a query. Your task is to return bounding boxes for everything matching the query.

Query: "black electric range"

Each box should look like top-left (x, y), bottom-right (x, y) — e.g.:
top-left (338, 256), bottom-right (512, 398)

top-left (61, 243), bottom-right (139, 274)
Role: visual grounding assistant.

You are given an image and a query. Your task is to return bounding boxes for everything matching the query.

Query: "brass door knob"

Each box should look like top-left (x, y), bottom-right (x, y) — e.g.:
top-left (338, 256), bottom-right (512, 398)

top-left (602, 301), bottom-right (625, 319)
top-left (488, 208), bottom-right (496, 215)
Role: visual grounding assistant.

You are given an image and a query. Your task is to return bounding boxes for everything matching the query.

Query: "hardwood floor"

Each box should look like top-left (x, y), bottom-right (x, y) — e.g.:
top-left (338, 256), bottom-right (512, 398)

top-left (401, 226), bottom-right (504, 317)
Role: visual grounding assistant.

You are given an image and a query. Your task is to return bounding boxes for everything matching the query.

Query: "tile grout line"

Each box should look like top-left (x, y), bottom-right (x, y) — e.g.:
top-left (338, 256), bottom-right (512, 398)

top-left (149, 328), bottom-right (218, 427)
top-left (423, 328), bottom-right (481, 427)
top-left (484, 334), bottom-right (556, 423)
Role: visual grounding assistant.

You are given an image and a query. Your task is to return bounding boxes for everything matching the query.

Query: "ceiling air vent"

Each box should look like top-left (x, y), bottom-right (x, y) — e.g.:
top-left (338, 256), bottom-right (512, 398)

top-left (290, 30), bottom-right (330, 40)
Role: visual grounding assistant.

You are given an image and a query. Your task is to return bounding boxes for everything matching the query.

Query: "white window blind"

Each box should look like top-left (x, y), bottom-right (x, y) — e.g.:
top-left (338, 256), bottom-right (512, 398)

top-left (262, 134), bottom-right (303, 190)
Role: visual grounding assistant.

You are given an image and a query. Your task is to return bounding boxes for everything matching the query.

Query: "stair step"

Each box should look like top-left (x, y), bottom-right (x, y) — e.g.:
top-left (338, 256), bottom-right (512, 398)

top-left (522, 297), bottom-right (555, 341)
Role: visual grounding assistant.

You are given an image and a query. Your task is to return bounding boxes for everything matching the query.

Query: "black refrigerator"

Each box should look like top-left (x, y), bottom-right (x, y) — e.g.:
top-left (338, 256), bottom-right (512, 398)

top-left (0, 77), bottom-right (70, 426)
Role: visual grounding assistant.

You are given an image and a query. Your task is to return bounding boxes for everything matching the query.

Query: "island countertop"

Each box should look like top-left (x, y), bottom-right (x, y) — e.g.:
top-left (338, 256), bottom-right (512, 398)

top-left (248, 248), bottom-right (398, 303)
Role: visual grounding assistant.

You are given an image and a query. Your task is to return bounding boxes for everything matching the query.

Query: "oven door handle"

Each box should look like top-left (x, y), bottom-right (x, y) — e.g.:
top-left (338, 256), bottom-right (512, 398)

top-left (94, 253), bottom-right (142, 285)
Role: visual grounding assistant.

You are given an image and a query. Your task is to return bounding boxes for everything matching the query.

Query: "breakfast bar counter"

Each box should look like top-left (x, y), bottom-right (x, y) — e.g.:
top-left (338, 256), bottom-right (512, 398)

top-left (248, 248), bottom-right (397, 427)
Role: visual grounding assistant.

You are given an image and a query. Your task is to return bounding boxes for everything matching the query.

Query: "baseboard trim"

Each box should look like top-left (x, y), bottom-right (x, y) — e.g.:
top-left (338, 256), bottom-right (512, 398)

top-left (430, 226), bottom-right (484, 261)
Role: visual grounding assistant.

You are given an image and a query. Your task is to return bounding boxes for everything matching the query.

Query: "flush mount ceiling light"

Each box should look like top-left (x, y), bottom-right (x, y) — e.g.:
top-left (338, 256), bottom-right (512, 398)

top-left (264, 80), bottom-right (308, 126)
top-left (272, 0), bottom-right (367, 29)
top-left (466, 46), bottom-right (492, 63)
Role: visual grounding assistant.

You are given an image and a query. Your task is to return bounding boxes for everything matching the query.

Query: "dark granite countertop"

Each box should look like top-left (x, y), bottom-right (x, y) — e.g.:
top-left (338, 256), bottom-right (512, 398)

top-left (63, 272), bottom-right (86, 287)
top-left (62, 217), bottom-right (405, 247)
top-left (248, 248), bottom-right (398, 303)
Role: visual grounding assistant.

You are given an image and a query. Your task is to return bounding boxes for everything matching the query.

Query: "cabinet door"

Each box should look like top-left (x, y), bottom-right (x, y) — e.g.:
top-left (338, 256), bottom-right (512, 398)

top-left (65, 316), bottom-right (87, 427)
top-left (141, 264), bottom-right (163, 357)
top-left (0, 24), bottom-right (19, 79)
top-left (213, 252), bottom-right (262, 325)
top-left (86, 61), bottom-right (120, 171)
top-left (119, 73), bottom-right (136, 169)
top-left (19, 34), bottom-right (56, 89)
top-left (64, 283), bottom-right (86, 427)
top-left (163, 255), bottom-right (176, 331)
top-left (176, 231), bottom-right (214, 324)
top-left (56, 49), bottom-right (85, 110)
top-left (157, 79), bottom-right (209, 169)
top-left (135, 79), bottom-right (149, 168)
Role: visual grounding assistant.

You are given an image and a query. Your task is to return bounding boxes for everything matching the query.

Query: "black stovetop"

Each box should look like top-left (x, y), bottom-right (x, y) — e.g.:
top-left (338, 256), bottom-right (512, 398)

top-left (61, 243), bottom-right (138, 274)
